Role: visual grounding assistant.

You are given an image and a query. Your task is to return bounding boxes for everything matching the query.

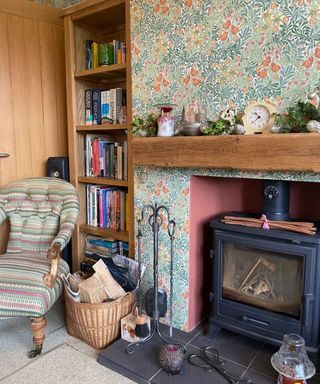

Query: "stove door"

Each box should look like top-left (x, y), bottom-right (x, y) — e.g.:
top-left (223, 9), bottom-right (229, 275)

top-left (212, 231), bottom-right (317, 350)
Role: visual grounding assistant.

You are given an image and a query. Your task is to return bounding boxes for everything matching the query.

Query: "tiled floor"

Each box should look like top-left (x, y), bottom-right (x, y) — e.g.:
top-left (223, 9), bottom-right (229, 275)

top-left (98, 325), bottom-right (320, 384)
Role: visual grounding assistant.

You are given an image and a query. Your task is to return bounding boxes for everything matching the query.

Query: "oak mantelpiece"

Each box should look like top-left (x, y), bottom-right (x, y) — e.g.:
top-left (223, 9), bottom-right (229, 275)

top-left (132, 133), bottom-right (320, 173)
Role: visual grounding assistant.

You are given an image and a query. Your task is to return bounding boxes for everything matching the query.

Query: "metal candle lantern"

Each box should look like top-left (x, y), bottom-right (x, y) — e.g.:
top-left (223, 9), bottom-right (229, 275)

top-left (271, 334), bottom-right (315, 383)
top-left (126, 203), bottom-right (185, 357)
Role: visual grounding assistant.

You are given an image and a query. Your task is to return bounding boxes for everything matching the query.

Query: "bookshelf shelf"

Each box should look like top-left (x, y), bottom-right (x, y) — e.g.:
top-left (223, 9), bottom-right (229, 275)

top-left (64, 0), bottom-right (133, 270)
top-left (79, 224), bottom-right (129, 242)
top-left (78, 176), bottom-right (128, 187)
top-left (74, 63), bottom-right (126, 82)
top-left (76, 123), bottom-right (129, 132)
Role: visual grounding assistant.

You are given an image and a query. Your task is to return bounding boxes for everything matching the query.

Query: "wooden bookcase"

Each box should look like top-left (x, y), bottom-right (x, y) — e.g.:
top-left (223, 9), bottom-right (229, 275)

top-left (63, 0), bottom-right (133, 270)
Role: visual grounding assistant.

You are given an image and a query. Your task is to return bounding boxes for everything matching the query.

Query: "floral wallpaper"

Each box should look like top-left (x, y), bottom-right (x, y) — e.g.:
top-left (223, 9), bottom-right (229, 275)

top-left (131, 0), bottom-right (320, 118)
top-left (131, 0), bottom-right (320, 330)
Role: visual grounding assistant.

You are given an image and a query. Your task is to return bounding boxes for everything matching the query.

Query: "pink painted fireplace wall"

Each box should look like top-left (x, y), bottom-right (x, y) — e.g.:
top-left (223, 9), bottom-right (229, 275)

top-left (188, 177), bottom-right (320, 331)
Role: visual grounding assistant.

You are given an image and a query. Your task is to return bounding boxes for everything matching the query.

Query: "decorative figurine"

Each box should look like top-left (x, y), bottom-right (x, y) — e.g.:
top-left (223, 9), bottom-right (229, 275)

top-left (270, 125), bottom-right (282, 133)
top-left (233, 123), bottom-right (246, 135)
top-left (181, 101), bottom-right (205, 136)
top-left (306, 120), bottom-right (320, 133)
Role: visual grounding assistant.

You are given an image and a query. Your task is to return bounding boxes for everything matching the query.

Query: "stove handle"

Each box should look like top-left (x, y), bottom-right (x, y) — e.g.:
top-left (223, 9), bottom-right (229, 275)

top-left (240, 315), bottom-right (269, 327)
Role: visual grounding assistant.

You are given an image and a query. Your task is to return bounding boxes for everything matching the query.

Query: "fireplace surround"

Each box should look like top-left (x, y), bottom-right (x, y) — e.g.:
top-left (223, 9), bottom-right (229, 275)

top-left (208, 213), bottom-right (320, 353)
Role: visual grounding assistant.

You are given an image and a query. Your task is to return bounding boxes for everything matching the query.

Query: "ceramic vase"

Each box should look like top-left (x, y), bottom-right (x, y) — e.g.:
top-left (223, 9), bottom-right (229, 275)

top-left (157, 115), bottom-right (175, 137)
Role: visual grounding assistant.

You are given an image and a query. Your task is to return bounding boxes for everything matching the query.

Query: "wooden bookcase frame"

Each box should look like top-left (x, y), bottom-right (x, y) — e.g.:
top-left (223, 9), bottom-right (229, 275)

top-left (63, 0), bottom-right (133, 270)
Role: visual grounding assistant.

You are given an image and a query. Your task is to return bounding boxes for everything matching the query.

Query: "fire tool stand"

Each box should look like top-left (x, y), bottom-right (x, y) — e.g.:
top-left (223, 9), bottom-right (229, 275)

top-left (126, 203), bottom-right (185, 355)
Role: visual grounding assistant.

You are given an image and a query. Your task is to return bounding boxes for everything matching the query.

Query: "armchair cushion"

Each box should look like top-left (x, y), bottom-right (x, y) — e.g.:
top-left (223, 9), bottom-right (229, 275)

top-left (0, 254), bottom-right (69, 317)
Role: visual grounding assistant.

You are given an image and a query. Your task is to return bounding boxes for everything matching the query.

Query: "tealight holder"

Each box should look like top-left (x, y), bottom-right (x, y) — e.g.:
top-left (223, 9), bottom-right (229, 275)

top-left (271, 334), bottom-right (315, 384)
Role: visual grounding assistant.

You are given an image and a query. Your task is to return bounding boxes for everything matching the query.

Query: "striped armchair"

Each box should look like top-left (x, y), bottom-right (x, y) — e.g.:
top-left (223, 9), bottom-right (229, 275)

top-left (0, 177), bottom-right (79, 357)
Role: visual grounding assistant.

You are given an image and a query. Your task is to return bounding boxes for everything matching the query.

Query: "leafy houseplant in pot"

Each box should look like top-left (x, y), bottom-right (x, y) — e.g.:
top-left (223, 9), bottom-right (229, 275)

top-left (131, 114), bottom-right (157, 137)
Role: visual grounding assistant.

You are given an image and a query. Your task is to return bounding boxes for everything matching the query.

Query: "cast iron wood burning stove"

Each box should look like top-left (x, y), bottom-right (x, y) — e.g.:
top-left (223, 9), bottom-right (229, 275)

top-left (207, 213), bottom-right (320, 353)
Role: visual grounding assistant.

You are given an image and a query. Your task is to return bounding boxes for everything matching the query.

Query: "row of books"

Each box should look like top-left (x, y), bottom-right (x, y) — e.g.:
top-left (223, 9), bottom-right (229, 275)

top-left (85, 88), bottom-right (126, 125)
top-left (86, 185), bottom-right (128, 231)
top-left (84, 235), bottom-right (129, 258)
top-left (86, 40), bottom-right (126, 69)
top-left (84, 134), bottom-right (127, 180)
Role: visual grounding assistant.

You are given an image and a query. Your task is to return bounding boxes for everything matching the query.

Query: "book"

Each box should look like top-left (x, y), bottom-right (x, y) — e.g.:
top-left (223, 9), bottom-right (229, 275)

top-left (123, 141), bottom-right (128, 180)
top-left (86, 40), bottom-right (94, 69)
top-left (86, 235), bottom-right (119, 248)
top-left (121, 43), bottom-right (126, 64)
top-left (114, 190), bottom-right (121, 230)
top-left (125, 193), bottom-right (129, 232)
top-left (120, 190), bottom-right (126, 231)
top-left (91, 41), bottom-right (99, 69)
top-left (115, 88), bottom-right (123, 124)
top-left (92, 89), bottom-right (101, 125)
top-left (115, 143), bottom-right (123, 180)
top-left (84, 134), bottom-right (112, 176)
top-left (109, 88), bottom-right (116, 123)
top-left (108, 43), bottom-right (114, 65)
top-left (101, 90), bottom-right (111, 124)
top-left (85, 89), bottom-right (93, 125)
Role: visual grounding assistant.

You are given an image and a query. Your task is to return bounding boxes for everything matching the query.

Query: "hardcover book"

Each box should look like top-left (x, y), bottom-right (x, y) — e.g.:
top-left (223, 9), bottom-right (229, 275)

top-left (92, 89), bottom-right (102, 125)
top-left (85, 89), bottom-right (93, 125)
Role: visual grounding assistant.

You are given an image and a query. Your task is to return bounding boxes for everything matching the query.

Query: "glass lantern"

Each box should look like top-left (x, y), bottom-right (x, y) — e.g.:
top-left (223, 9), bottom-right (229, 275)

top-left (271, 334), bottom-right (315, 384)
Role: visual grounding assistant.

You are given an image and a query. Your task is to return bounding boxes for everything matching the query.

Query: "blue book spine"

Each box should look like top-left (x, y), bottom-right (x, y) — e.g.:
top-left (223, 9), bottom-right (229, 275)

top-left (92, 89), bottom-right (101, 125)
top-left (102, 188), bottom-right (108, 228)
top-left (101, 90), bottom-right (110, 124)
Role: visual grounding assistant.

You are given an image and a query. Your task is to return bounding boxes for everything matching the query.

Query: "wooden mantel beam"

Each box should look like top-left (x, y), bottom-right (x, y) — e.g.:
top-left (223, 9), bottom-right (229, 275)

top-left (132, 133), bottom-right (320, 173)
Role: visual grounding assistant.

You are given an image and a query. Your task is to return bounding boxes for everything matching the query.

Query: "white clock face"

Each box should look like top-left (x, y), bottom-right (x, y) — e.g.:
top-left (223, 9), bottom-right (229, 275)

top-left (247, 105), bottom-right (270, 130)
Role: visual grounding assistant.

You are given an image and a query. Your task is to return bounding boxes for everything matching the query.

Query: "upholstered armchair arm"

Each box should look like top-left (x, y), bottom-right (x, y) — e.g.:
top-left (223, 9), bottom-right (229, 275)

top-left (43, 243), bottom-right (61, 288)
top-left (51, 195), bottom-right (79, 251)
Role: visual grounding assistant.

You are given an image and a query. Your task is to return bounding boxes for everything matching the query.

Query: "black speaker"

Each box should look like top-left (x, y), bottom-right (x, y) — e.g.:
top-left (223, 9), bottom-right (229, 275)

top-left (46, 156), bottom-right (72, 269)
top-left (47, 156), bottom-right (69, 181)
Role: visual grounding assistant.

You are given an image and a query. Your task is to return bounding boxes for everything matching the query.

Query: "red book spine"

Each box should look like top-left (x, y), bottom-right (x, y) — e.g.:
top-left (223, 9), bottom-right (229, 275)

top-left (92, 139), bottom-right (100, 177)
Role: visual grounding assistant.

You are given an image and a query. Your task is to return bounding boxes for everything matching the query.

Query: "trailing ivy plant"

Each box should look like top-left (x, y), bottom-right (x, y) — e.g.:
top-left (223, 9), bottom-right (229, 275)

top-left (202, 114), bottom-right (243, 135)
top-left (274, 101), bottom-right (320, 133)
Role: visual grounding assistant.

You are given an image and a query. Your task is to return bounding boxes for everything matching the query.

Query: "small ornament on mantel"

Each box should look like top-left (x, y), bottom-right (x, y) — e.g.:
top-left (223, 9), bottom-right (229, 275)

top-left (233, 123), bottom-right (246, 135)
top-left (306, 120), bottom-right (320, 133)
top-left (270, 125), bottom-right (282, 134)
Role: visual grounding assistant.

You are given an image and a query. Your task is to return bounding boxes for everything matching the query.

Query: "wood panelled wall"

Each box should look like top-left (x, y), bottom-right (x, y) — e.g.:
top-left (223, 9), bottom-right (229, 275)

top-left (0, 0), bottom-right (68, 251)
top-left (0, 0), bottom-right (67, 184)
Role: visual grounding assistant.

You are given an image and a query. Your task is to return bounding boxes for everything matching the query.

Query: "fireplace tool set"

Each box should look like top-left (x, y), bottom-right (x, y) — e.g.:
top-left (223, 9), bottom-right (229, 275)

top-left (126, 203), bottom-right (185, 358)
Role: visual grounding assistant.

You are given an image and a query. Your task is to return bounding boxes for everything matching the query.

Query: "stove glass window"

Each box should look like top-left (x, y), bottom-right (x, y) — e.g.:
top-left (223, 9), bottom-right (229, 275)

top-left (222, 243), bottom-right (303, 318)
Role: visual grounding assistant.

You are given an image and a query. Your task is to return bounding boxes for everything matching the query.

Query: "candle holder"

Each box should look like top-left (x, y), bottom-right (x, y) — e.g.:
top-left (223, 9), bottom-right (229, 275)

top-left (271, 334), bottom-right (315, 383)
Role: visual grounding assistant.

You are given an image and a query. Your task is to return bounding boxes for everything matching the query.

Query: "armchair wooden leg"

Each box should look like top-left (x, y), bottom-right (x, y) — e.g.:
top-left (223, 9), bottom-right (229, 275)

top-left (28, 316), bottom-right (47, 358)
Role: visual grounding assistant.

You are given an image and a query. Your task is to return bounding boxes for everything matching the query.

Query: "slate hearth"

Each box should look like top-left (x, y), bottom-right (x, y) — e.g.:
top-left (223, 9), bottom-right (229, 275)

top-left (98, 325), bottom-right (320, 384)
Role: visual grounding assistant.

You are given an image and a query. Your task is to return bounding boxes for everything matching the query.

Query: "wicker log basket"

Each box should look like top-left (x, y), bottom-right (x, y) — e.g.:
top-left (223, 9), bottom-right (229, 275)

top-left (65, 290), bottom-right (136, 349)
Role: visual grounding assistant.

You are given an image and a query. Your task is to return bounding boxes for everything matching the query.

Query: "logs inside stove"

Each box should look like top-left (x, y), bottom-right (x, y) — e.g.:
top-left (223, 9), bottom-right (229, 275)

top-left (207, 213), bottom-right (320, 353)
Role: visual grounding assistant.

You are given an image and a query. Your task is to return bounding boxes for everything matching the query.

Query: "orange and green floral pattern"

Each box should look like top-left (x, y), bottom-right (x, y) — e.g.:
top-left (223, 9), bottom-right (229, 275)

top-left (132, 0), bottom-right (320, 330)
top-left (131, 0), bottom-right (320, 117)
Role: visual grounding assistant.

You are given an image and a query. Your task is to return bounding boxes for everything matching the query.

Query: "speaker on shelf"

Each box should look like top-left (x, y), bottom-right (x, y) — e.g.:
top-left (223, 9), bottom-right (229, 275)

top-left (46, 156), bottom-right (72, 270)
top-left (47, 156), bottom-right (69, 181)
